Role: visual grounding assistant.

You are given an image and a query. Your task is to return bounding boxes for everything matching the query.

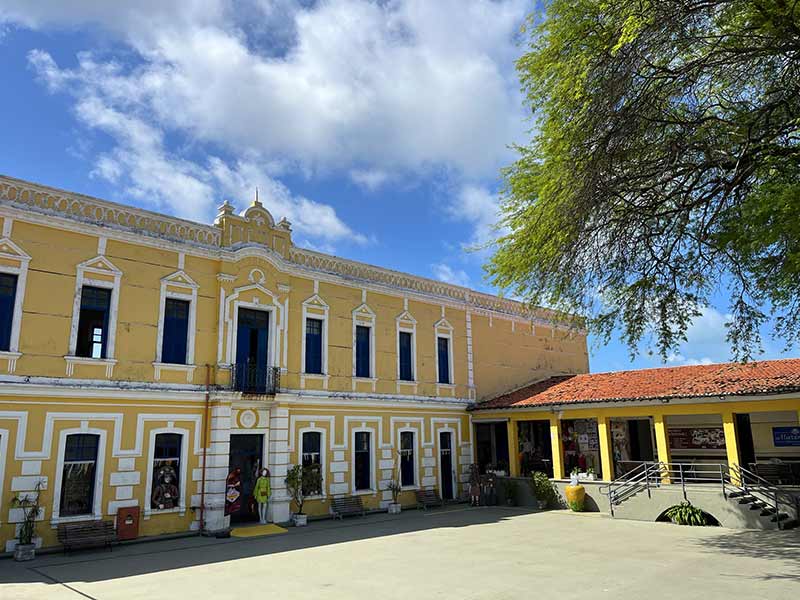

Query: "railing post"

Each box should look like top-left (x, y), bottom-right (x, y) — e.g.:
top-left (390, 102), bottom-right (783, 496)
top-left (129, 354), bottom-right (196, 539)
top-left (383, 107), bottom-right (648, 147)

top-left (679, 463), bottom-right (686, 501)
top-left (775, 492), bottom-right (782, 531)
top-left (645, 463), bottom-right (651, 499)
top-left (720, 463), bottom-right (726, 499)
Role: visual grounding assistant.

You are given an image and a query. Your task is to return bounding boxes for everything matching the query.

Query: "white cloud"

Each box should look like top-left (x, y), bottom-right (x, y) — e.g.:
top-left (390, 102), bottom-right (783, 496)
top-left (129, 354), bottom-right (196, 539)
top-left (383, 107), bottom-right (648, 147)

top-left (446, 184), bottom-right (506, 250)
top-left (660, 307), bottom-right (733, 366)
top-left (349, 169), bottom-right (389, 192)
top-left (7, 0), bottom-right (528, 179)
top-left (431, 263), bottom-right (470, 288)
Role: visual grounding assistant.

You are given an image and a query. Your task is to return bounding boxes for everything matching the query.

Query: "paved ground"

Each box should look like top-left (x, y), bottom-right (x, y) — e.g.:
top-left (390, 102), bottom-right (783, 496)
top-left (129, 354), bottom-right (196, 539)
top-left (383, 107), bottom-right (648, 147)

top-left (1, 506), bottom-right (799, 599)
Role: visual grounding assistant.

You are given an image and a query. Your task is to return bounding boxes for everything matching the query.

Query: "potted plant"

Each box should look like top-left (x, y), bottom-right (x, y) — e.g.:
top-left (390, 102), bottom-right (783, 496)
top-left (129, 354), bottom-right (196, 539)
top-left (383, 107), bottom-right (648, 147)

top-left (11, 481), bottom-right (43, 561)
top-left (529, 471), bottom-right (557, 510)
top-left (565, 467), bottom-right (585, 512)
top-left (386, 480), bottom-right (402, 514)
top-left (285, 464), bottom-right (322, 526)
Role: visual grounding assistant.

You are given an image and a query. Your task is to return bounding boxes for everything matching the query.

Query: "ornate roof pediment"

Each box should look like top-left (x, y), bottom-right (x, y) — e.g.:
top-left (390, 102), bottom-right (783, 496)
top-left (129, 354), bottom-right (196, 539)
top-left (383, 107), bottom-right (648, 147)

top-left (162, 270), bottom-right (199, 289)
top-left (78, 254), bottom-right (122, 275)
top-left (0, 237), bottom-right (30, 262)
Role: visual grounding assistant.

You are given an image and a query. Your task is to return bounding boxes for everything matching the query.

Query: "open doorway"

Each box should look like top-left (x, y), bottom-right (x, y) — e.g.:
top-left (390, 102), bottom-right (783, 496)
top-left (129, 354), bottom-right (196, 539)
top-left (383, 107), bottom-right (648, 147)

top-left (228, 434), bottom-right (264, 523)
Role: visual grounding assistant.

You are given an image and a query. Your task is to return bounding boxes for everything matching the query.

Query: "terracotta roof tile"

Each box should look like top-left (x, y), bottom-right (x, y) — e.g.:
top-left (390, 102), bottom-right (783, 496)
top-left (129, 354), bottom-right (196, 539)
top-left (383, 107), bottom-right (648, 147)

top-left (474, 358), bottom-right (800, 410)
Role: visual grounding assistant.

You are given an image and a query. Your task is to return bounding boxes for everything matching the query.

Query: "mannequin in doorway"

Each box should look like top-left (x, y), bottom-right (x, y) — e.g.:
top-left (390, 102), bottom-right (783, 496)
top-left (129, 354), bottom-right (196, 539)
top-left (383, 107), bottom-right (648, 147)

top-left (253, 468), bottom-right (271, 524)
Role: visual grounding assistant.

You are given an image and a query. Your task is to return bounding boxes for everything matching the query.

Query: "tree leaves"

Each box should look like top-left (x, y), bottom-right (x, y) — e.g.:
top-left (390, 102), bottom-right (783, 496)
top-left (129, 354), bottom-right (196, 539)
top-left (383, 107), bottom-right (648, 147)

top-left (490, 0), bottom-right (800, 361)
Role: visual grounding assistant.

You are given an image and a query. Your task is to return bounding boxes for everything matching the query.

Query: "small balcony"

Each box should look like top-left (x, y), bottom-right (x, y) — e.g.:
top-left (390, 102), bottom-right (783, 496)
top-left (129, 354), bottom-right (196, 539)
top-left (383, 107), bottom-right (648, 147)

top-left (231, 364), bottom-right (281, 395)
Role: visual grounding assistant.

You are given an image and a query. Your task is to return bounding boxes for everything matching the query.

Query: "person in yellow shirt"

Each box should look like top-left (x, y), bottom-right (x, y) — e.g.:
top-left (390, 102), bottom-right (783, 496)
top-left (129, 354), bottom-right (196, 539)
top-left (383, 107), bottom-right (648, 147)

top-left (253, 468), bottom-right (271, 524)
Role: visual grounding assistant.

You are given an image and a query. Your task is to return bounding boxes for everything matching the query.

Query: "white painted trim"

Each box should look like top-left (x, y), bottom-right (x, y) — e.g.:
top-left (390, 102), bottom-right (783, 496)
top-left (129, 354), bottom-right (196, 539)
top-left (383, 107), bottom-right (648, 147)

top-left (299, 427), bottom-right (327, 497)
top-left (143, 427), bottom-right (189, 518)
top-left (0, 429), bottom-right (8, 524)
top-left (396, 308), bottom-right (417, 383)
top-left (436, 428), bottom-right (458, 498)
top-left (152, 362), bottom-right (197, 383)
top-left (301, 292), bottom-right (329, 385)
top-left (154, 270), bottom-right (199, 367)
top-left (67, 255), bottom-right (122, 363)
top-left (350, 427), bottom-right (377, 494)
top-left (352, 301), bottom-right (376, 387)
top-left (434, 316), bottom-right (455, 387)
top-left (52, 428), bottom-right (107, 524)
top-left (397, 427), bottom-right (419, 489)
top-left (0, 237), bottom-right (30, 366)
top-left (64, 356), bottom-right (117, 378)
top-left (223, 283), bottom-right (282, 370)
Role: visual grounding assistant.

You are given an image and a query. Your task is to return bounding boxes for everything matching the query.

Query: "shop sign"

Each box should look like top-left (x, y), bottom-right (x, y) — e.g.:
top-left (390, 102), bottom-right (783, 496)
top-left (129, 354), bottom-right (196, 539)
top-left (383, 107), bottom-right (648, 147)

top-left (773, 427), bottom-right (800, 447)
top-left (668, 427), bottom-right (725, 450)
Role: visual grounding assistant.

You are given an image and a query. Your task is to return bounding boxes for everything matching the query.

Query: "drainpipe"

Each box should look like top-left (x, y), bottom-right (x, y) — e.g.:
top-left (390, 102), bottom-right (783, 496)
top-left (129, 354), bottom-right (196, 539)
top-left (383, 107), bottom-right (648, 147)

top-left (199, 364), bottom-right (211, 534)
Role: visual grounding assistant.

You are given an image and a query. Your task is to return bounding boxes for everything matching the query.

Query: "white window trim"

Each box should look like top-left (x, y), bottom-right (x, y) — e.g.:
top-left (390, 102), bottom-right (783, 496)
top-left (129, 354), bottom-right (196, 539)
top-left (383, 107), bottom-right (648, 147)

top-left (398, 427), bottom-right (419, 490)
top-left (301, 286), bottom-right (329, 387)
top-left (0, 429), bottom-right (9, 524)
top-left (144, 427), bottom-right (189, 519)
top-left (0, 236), bottom-right (30, 373)
top-left (154, 271), bottom-right (199, 382)
top-left (299, 427), bottom-right (327, 499)
top-left (351, 427), bottom-right (376, 494)
top-left (396, 305), bottom-right (417, 387)
top-left (352, 301), bottom-right (376, 390)
top-left (228, 301), bottom-right (278, 368)
top-left (437, 428), bottom-right (458, 500)
top-left (66, 255), bottom-right (122, 377)
top-left (434, 317), bottom-right (455, 391)
top-left (51, 427), bottom-right (106, 525)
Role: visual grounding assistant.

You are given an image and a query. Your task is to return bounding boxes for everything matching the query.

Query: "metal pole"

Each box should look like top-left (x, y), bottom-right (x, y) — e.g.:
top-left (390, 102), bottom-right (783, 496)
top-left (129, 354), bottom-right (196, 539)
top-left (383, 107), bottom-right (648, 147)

top-left (775, 492), bottom-right (781, 531)
top-left (679, 463), bottom-right (686, 501)
top-left (720, 464), bottom-right (726, 499)
top-left (646, 463), bottom-right (651, 499)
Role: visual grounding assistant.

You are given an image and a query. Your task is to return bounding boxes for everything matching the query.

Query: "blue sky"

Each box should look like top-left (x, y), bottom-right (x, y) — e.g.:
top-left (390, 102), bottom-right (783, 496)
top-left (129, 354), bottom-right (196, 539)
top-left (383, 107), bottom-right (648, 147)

top-left (0, 1), bottom-right (791, 373)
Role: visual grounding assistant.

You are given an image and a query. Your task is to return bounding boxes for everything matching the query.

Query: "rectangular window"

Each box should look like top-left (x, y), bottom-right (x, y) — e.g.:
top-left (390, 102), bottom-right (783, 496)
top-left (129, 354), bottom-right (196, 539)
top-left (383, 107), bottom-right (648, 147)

top-left (437, 336), bottom-right (451, 384)
top-left (76, 286), bottom-right (111, 359)
top-left (301, 431), bottom-right (323, 496)
top-left (354, 431), bottom-right (371, 491)
top-left (398, 331), bottom-right (413, 381)
top-left (400, 431), bottom-right (415, 487)
top-left (151, 433), bottom-right (182, 510)
top-left (60, 434), bottom-right (99, 517)
top-left (0, 273), bottom-right (18, 352)
top-left (305, 317), bottom-right (323, 374)
top-left (355, 325), bottom-right (371, 378)
top-left (162, 298), bottom-right (190, 364)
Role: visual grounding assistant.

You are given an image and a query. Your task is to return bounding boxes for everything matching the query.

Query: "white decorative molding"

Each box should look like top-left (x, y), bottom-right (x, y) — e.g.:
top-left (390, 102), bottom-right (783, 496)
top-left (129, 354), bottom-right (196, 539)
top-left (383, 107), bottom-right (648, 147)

top-left (154, 269), bottom-right (199, 369)
top-left (64, 356), bottom-right (117, 378)
top-left (396, 307), bottom-right (417, 389)
top-left (143, 427), bottom-right (189, 519)
top-left (301, 291), bottom-right (329, 389)
top-left (0, 236), bottom-right (31, 370)
top-left (352, 300), bottom-right (376, 391)
top-left (67, 254), bottom-right (123, 366)
top-left (51, 427), bottom-right (107, 525)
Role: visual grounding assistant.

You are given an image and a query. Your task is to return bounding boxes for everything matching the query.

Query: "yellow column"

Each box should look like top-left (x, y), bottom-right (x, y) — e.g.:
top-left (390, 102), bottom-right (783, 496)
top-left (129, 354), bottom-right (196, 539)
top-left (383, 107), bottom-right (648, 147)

top-left (722, 411), bottom-right (741, 484)
top-left (653, 414), bottom-right (671, 483)
top-left (597, 416), bottom-right (614, 481)
top-left (507, 418), bottom-right (520, 476)
top-left (549, 416), bottom-right (564, 479)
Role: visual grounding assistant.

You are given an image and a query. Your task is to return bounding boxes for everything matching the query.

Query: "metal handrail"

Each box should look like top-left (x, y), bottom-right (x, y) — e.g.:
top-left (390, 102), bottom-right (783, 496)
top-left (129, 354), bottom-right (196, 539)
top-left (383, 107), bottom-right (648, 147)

top-left (603, 460), bottom-right (799, 529)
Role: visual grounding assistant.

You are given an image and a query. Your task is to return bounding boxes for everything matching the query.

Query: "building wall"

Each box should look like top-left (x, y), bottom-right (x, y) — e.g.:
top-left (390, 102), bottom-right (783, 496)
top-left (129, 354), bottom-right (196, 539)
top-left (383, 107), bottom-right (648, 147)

top-left (0, 175), bottom-right (588, 549)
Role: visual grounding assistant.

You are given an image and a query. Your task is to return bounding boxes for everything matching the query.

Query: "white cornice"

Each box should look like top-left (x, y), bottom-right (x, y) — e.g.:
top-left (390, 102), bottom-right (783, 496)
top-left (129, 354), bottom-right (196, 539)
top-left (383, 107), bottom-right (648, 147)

top-left (0, 174), bottom-right (578, 328)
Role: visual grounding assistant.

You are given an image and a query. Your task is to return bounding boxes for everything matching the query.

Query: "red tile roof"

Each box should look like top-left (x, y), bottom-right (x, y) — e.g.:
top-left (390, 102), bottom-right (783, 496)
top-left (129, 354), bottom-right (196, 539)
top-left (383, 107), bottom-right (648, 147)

top-left (474, 358), bottom-right (800, 410)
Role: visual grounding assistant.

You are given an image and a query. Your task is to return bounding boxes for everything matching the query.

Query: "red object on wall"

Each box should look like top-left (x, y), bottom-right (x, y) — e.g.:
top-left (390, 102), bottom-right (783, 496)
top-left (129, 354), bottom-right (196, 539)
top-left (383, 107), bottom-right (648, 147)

top-left (116, 506), bottom-right (140, 541)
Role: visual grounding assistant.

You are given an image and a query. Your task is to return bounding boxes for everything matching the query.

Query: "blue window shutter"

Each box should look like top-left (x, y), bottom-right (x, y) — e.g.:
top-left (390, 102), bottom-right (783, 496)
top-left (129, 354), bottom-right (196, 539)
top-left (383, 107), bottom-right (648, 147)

top-left (355, 325), bottom-right (370, 378)
top-left (162, 298), bottom-right (190, 364)
top-left (0, 273), bottom-right (17, 352)
top-left (399, 331), bottom-right (413, 381)
top-left (305, 318), bottom-right (323, 374)
top-left (437, 337), bottom-right (450, 384)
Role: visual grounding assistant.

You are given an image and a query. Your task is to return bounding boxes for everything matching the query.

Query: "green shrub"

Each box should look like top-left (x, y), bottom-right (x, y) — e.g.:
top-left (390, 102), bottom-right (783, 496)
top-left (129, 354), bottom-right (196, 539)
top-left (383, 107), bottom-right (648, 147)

top-left (664, 502), bottom-right (709, 526)
top-left (529, 471), bottom-right (558, 509)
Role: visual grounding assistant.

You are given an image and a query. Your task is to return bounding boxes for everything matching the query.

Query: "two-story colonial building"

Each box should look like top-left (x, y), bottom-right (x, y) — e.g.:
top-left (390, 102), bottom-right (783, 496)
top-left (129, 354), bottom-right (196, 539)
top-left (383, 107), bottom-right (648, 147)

top-left (0, 175), bottom-right (588, 550)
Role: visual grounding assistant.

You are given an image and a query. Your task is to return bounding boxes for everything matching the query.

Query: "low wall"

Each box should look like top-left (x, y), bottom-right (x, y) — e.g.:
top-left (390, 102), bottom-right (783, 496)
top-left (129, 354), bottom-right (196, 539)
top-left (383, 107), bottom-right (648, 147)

top-left (495, 476), bottom-right (609, 512)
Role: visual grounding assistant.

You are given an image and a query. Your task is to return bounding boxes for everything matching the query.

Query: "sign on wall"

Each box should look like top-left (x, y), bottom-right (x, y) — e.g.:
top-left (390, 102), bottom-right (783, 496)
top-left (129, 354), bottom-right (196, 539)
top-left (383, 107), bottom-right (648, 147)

top-left (773, 427), bottom-right (800, 447)
top-left (668, 427), bottom-right (726, 450)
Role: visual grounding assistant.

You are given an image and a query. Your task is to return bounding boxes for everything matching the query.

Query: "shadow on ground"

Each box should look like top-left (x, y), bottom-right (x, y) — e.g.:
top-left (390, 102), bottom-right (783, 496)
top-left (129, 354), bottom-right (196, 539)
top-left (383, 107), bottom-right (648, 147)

top-left (0, 506), bottom-right (535, 587)
top-left (693, 528), bottom-right (800, 583)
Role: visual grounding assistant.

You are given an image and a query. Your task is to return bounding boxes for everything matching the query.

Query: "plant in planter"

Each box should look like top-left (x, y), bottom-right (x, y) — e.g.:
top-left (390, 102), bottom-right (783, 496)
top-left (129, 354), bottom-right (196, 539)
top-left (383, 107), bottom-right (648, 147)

top-left (285, 464), bottom-right (323, 526)
top-left (565, 467), bottom-right (585, 512)
top-left (504, 479), bottom-right (519, 506)
top-left (10, 481), bottom-right (43, 561)
top-left (663, 502), bottom-right (711, 526)
top-left (529, 471), bottom-right (557, 510)
top-left (385, 480), bottom-right (402, 514)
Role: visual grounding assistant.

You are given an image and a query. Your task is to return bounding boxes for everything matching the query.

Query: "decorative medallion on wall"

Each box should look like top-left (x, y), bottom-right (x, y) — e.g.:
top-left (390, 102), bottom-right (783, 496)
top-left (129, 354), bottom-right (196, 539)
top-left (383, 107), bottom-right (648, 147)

top-left (239, 409), bottom-right (258, 429)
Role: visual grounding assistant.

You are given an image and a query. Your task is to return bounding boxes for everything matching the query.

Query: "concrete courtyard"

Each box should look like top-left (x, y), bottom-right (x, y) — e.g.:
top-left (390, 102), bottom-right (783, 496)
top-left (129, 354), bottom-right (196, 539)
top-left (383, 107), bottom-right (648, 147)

top-left (1, 507), bottom-right (798, 599)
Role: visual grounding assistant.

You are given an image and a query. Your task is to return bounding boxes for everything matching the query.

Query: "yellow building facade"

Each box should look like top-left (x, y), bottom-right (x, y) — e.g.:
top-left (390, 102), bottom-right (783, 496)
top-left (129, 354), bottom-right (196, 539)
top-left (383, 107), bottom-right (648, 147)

top-left (0, 175), bottom-right (588, 550)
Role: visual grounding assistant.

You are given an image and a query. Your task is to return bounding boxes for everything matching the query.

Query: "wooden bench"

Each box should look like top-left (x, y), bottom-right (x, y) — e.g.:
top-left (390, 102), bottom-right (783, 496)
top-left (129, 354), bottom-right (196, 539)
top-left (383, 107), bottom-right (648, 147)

top-left (415, 488), bottom-right (443, 510)
top-left (330, 495), bottom-right (366, 520)
top-left (57, 520), bottom-right (116, 553)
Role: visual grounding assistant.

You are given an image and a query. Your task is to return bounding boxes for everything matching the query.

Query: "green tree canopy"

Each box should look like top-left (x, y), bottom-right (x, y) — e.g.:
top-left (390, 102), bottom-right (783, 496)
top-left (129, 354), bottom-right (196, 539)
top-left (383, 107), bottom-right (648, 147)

top-left (490, 0), bottom-right (800, 360)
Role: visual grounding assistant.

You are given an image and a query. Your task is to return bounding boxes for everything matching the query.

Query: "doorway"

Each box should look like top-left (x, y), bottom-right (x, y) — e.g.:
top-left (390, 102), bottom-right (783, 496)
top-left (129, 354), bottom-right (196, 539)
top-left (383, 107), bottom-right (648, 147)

top-left (475, 422), bottom-right (510, 474)
top-left (228, 434), bottom-right (264, 523)
top-left (735, 413), bottom-right (756, 468)
top-left (439, 431), bottom-right (455, 501)
top-left (235, 308), bottom-right (270, 392)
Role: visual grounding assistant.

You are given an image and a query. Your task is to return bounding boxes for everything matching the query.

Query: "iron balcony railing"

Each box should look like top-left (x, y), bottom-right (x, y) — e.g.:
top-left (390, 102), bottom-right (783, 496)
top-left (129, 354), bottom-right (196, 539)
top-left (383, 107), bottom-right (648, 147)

top-left (231, 364), bottom-right (281, 395)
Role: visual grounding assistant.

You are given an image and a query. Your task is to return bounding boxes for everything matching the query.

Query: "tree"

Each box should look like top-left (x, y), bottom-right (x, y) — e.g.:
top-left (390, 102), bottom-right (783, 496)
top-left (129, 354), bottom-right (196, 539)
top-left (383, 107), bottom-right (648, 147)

top-left (489, 0), bottom-right (800, 360)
